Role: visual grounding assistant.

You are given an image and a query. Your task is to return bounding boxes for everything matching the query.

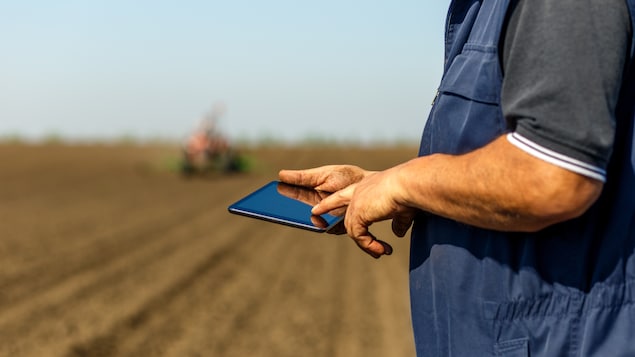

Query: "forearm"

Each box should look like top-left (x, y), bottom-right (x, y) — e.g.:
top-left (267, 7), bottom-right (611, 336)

top-left (394, 136), bottom-right (603, 232)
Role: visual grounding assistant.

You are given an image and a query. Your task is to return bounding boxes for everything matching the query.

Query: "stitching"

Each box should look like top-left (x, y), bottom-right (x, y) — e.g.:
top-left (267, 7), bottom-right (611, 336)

top-left (495, 337), bottom-right (528, 354)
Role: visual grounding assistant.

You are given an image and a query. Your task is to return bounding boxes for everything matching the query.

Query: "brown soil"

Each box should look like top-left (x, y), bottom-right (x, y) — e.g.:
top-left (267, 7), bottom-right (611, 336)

top-left (0, 143), bottom-right (417, 357)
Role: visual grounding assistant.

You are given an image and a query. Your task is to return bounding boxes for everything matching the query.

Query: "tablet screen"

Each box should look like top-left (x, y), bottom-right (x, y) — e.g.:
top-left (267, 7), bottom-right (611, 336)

top-left (228, 181), bottom-right (343, 232)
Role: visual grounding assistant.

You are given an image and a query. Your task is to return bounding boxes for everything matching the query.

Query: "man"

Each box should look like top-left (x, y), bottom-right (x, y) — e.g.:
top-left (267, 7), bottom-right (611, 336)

top-left (280, 0), bottom-right (635, 355)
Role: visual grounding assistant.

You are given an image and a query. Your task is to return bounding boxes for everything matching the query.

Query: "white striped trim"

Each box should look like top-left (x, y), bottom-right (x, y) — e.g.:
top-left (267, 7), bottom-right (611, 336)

top-left (507, 132), bottom-right (606, 182)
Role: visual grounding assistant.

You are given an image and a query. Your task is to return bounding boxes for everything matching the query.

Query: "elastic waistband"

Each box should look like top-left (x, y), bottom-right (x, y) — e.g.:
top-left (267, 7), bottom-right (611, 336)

top-left (483, 280), bottom-right (635, 321)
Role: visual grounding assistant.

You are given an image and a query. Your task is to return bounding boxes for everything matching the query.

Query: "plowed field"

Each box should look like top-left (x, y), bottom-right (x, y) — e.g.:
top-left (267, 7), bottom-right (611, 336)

top-left (0, 143), bottom-right (417, 357)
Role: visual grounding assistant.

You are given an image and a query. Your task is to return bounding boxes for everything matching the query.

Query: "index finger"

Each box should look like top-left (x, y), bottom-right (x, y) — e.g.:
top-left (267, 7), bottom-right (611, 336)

top-left (311, 184), bottom-right (355, 216)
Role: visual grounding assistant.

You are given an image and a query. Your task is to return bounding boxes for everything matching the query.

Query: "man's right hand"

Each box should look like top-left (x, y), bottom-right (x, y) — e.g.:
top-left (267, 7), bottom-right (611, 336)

top-left (279, 165), bottom-right (397, 258)
top-left (279, 165), bottom-right (373, 237)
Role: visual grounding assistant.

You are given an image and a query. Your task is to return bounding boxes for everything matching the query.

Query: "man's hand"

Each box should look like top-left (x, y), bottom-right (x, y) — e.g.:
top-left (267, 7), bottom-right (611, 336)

top-left (279, 165), bottom-right (399, 258)
top-left (275, 182), bottom-right (345, 232)
top-left (310, 168), bottom-right (416, 258)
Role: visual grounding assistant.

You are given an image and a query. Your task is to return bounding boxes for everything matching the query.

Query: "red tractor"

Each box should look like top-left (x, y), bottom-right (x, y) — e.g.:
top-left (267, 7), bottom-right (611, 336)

top-left (180, 107), bottom-right (246, 176)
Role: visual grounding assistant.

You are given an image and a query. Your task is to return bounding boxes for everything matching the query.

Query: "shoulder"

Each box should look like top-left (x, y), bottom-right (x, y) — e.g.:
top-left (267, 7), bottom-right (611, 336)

top-left (500, 0), bottom-right (631, 181)
top-left (504, 0), bottom-right (631, 40)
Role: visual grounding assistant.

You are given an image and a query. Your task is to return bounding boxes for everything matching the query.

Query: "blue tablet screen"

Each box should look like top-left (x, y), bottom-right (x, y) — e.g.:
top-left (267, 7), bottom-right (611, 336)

top-left (228, 181), bottom-right (343, 232)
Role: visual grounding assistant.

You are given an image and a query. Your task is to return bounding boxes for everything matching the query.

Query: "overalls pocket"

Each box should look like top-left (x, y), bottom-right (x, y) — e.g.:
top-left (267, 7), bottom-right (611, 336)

top-left (425, 44), bottom-right (506, 155)
top-left (440, 44), bottom-right (502, 105)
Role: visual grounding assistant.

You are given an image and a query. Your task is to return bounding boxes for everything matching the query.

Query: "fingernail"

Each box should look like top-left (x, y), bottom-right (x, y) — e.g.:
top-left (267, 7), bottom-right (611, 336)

top-left (311, 204), bottom-right (320, 213)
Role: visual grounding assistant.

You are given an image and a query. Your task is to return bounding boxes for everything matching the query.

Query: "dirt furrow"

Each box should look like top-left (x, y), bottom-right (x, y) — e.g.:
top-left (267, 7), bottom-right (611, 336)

top-left (206, 228), bottom-right (310, 357)
top-left (0, 205), bottom-right (255, 356)
top-left (0, 202), bottom-right (205, 309)
top-left (221, 234), bottom-right (350, 357)
top-left (65, 219), bottom-right (280, 357)
top-left (0, 177), bottom-right (250, 305)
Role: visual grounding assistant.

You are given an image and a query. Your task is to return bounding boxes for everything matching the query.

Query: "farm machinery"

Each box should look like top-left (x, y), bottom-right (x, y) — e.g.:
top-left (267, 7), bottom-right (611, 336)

top-left (180, 107), bottom-right (248, 176)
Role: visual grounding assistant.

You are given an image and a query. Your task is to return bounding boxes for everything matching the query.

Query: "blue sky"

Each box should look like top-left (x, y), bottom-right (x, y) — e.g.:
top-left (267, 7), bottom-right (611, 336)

top-left (1, 1), bottom-right (448, 143)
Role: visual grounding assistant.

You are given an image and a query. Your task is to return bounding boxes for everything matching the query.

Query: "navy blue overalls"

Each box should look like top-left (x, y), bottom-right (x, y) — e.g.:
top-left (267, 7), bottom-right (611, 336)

top-left (410, 0), bottom-right (635, 355)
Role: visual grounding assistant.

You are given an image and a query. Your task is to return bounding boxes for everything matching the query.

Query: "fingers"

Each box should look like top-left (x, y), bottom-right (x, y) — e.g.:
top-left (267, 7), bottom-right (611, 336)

top-left (326, 220), bottom-right (347, 235)
top-left (352, 231), bottom-right (393, 259)
top-left (343, 202), bottom-right (392, 258)
top-left (279, 165), bottom-right (367, 193)
top-left (322, 220), bottom-right (391, 259)
top-left (278, 167), bottom-right (331, 188)
top-left (326, 206), bottom-right (347, 217)
top-left (281, 167), bottom-right (404, 259)
top-left (314, 184), bottom-right (394, 259)
top-left (277, 183), bottom-right (346, 217)
top-left (392, 210), bottom-right (416, 237)
top-left (314, 166), bottom-right (367, 192)
top-left (311, 184), bottom-right (355, 215)
top-left (310, 215), bottom-right (329, 230)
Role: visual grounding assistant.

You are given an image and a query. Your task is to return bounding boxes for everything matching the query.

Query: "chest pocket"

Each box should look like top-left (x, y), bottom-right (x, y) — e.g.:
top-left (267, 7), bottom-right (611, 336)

top-left (423, 43), bottom-right (506, 156)
top-left (440, 44), bottom-right (501, 104)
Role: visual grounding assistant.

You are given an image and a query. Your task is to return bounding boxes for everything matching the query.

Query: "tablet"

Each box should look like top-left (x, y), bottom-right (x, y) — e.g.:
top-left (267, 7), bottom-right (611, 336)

top-left (228, 181), bottom-right (343, 232)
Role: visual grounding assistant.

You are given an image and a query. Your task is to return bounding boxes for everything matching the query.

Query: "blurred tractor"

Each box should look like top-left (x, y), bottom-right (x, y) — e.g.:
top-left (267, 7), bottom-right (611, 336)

top-left (180, 106), bottom-right (247, 176)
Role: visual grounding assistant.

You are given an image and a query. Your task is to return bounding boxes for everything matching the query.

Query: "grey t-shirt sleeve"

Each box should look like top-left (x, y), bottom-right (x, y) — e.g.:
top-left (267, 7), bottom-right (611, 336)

top-left (500, 0), bottom-right (631, 180)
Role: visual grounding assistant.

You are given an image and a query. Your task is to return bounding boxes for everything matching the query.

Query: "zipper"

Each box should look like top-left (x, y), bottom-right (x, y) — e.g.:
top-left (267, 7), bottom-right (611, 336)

top-left (431, 89), bottom-right (440, 106)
